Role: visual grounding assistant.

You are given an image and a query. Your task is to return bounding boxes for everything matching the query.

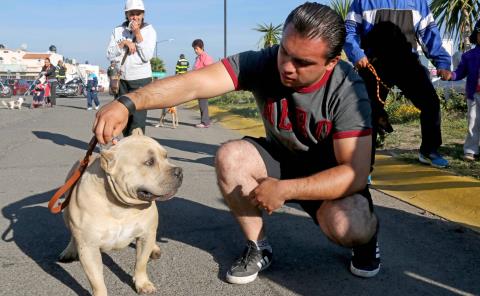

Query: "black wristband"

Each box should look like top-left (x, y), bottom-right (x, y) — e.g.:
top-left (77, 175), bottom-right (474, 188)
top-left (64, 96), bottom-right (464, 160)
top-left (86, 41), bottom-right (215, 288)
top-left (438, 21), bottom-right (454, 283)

top-left (117, 95), bottom-right (136, 115)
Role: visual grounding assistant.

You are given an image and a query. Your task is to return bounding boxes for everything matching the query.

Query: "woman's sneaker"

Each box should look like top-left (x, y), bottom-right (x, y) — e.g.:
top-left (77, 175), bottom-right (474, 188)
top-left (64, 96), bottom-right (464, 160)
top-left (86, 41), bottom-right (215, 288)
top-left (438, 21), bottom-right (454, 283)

top-left (226, 240), bottom-right (273, 284)
top-left (350, 233), bottom-right (381, 278)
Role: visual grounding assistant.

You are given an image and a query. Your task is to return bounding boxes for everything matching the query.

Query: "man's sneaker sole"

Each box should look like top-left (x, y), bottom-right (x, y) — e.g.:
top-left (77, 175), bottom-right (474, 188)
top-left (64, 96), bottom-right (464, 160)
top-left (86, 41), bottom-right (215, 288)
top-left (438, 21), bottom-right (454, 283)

top-left (226, 259), bottom-right (271, 284)
top-left (350, 262), bottom-right (381, 278)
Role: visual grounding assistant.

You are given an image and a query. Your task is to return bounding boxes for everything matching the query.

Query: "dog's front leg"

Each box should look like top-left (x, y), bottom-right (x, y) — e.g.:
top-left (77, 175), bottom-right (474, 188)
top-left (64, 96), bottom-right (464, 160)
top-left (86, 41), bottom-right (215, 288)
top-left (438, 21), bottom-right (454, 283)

top-left (77, 244), bottom-right (107, 296)
top-left (155, 114), bottom-right (165, 128)
top-left (173, 114), bottom-right (178, 128)
top-left (133, 235), bottom-right (157, 294)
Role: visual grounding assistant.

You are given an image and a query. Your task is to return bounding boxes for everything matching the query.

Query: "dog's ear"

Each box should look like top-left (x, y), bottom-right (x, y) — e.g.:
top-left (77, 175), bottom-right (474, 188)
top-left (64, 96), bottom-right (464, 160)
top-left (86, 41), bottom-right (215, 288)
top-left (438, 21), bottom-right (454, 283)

top-left (100, 150), bottom-right (116, 173)
top-left (131, 128), bottom-right (143, 136)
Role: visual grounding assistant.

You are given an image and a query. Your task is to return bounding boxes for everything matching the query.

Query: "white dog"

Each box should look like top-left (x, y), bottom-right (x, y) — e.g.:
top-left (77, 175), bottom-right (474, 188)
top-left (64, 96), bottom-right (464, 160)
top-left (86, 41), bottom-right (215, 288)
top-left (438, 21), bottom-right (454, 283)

top-left (2, 97), bottom-right (24, 109)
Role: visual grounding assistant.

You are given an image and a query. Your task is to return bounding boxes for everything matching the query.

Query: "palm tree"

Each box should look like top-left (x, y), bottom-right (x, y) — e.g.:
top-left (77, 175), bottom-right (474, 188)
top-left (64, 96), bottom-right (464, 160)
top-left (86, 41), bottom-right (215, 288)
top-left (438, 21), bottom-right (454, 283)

top-left (253, 23), bottom-right (283, 49)
top-left (150, 57), bottom-right (166, 72)
top-left (330, 0), bottom-right (353, 21)
top-left (430, 0), bottom-right (480, 51)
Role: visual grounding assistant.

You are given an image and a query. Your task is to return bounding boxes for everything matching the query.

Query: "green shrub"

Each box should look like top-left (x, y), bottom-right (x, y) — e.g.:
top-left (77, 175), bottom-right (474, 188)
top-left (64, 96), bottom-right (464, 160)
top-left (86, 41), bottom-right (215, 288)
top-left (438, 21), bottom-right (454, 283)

top-left (384, 93), bottom-right (420, 124)
top-left (440, 89), bottom-right (467, 113)
top-left (210, 91), bottom-right (255, 105)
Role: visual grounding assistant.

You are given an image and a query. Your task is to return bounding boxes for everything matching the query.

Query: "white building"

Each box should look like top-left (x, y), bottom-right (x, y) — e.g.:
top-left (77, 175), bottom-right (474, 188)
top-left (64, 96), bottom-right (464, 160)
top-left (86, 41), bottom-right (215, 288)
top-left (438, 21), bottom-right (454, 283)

top-left (0, 48), bottom-right (63, 79)
top-left (0, 47), bottom-right (109, 89)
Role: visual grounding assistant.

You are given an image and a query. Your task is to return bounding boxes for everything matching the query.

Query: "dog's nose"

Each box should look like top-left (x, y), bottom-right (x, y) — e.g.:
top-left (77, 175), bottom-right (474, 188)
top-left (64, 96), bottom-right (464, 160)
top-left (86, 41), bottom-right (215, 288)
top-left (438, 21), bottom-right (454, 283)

top-left (172, 167), bottom-right (183, 179)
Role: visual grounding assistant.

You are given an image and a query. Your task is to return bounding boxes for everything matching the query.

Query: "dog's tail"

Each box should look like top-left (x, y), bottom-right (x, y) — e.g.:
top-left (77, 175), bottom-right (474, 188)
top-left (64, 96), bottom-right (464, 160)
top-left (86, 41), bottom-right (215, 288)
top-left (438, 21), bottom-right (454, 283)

top-left (1, 101), bottom-right (7, 108)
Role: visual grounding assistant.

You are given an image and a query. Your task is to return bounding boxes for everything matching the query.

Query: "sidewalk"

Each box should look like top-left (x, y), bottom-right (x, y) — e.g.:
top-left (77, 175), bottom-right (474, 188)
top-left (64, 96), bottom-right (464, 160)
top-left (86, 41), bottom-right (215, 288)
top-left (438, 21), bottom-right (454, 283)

top-left (208, 105), bottom-right (480, 233)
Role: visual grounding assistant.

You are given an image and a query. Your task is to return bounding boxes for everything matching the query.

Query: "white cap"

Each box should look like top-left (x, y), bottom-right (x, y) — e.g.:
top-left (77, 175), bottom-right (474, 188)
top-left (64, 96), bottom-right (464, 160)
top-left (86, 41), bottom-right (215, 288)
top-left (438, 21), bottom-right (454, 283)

top-left (125, 0), bottom-right (145, 11)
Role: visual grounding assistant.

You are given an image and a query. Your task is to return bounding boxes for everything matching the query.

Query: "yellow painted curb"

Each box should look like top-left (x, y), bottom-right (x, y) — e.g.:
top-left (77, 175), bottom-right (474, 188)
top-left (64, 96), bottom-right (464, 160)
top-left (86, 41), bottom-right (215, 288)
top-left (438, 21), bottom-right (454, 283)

top-left (183, 102), bottom-right (266, 137)
top-left (190, 102), bottom-right (480, 232)
top-left (209, 106), bottom-right (265, 138)
top-left (372, 154), bottom-right (480, 232)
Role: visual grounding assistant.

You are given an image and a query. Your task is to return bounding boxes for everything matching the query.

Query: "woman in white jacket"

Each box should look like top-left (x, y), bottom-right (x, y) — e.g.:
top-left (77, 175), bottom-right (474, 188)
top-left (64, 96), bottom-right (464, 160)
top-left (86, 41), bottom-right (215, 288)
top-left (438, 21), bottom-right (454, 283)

top-left (107, 0), bottom-right (156, 136)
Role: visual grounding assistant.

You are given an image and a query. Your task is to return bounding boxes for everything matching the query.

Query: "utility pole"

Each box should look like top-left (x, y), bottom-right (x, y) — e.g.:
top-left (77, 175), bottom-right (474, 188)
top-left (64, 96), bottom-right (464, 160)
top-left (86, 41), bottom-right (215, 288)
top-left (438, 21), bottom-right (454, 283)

top-left (224, 0), bottom-right (227, 58)
top-left (155, 39), bottom-right (174, 58)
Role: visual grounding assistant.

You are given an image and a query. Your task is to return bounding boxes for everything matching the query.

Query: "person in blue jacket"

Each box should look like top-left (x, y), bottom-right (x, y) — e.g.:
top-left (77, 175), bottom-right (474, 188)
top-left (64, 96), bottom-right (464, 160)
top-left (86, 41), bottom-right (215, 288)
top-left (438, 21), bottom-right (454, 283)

top-left (86, 71), bottom-right (100, 110)
top-left (344, 0), bottom-right (452, 168)
top-left (447, 19), bottom-right (480, 162)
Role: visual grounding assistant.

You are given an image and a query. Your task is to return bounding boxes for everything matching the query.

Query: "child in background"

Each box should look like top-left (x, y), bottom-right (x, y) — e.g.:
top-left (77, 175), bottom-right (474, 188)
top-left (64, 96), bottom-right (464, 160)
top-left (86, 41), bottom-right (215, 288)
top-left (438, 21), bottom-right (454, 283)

top-left (448, 19), bottom-right (480, 161)
top-left (86, 71), bottom-right (100, 110)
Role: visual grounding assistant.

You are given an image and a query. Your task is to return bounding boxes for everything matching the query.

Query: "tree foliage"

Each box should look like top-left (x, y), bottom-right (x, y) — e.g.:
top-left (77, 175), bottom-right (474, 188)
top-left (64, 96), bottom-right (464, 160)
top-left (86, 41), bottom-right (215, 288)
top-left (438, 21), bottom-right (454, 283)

top-left (430, 0), bottom-right (480, 51)
top-left (253, 23), bottom-right (283, 49)
top-left (330, 0), bottom-right (353, 21)
top-left (150, 57), bottom-right (166, 72)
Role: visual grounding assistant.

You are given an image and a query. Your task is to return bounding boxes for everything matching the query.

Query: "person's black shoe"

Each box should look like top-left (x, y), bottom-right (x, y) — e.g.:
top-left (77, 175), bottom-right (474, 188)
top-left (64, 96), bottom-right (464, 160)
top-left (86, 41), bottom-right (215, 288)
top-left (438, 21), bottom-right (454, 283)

top-left (226, 240), bottom-right (273, 284)
top-left (350, 232), bottom-right (381, 278)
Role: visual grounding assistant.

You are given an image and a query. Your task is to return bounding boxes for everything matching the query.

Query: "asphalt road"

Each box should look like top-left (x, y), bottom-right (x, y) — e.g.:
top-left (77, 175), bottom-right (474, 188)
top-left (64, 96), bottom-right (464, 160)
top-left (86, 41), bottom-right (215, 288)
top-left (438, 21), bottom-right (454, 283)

top-left (0, 94), bottom-right (478, 296)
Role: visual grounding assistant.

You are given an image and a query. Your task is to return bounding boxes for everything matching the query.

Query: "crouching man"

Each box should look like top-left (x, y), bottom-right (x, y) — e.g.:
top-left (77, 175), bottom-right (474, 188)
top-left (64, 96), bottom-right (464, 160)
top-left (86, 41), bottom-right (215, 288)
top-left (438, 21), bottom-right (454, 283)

top-left (93, 2), bottom-right (380, 284)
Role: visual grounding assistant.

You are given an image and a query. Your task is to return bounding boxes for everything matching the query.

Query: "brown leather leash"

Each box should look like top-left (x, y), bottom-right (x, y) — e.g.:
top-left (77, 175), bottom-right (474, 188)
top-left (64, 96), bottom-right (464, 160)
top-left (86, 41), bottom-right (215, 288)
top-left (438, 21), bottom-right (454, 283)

top-left (366, 63), bottom-right (391, 105)
top-left (48, 136), bottom-right (98, 214)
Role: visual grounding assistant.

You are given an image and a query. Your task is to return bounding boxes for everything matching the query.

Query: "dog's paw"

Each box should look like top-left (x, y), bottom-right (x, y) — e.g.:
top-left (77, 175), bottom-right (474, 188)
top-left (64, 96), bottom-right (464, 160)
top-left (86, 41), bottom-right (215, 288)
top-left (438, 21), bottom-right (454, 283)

top-left (150, 244), bottom-right (161, 260)
top-left (135, 280), bottom-right (156, 294)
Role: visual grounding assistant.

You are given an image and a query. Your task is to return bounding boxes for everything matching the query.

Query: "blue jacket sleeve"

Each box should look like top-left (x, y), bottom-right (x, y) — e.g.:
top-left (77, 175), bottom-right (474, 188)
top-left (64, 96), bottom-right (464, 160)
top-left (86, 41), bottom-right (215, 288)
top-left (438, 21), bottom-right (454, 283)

top-left (417, 9), bottom-right (451, 70)
top-left (344, 1), bottom-right (366, 65)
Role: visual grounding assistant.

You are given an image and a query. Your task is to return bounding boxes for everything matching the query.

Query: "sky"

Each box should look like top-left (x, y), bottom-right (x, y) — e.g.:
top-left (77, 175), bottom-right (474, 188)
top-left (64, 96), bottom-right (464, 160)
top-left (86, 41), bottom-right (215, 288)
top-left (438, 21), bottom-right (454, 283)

top-left (0, 0), bottom-right (328, 76)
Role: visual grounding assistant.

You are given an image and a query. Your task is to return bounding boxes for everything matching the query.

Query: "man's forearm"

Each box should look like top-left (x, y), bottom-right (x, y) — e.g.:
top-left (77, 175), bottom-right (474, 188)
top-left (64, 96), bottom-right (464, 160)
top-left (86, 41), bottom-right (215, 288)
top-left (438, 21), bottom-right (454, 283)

top-left (126, 62), bottom-right (236, 111)
top-left (281, 164), bottom-right (368, 201)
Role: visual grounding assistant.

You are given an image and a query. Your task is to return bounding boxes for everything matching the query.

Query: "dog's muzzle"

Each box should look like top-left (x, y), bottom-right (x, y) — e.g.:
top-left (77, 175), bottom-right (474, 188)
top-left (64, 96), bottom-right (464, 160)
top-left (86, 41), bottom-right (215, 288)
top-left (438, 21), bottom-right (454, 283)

top-left (137, 167), bottom-right (183, 202)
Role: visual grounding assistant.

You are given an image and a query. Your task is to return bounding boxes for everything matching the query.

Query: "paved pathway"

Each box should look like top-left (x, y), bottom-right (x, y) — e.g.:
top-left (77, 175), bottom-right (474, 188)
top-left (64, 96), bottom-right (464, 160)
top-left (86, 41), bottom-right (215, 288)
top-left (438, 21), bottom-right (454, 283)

top-left (0, 95), bottom-right (478, 295)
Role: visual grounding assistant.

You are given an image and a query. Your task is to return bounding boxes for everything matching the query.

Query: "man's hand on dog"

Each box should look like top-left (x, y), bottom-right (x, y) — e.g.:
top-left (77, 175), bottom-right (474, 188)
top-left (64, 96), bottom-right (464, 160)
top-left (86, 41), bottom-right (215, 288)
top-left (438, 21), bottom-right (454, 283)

top-left (93, 101), bottom-right (129, 144)
top-left (250, 177), bottom-right (287, 215)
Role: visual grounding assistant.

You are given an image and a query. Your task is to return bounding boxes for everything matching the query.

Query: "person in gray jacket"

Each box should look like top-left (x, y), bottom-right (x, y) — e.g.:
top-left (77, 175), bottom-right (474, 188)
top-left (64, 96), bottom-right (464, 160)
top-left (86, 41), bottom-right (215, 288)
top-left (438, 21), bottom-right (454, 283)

top-left (106, 0), bottom-right (156, 136)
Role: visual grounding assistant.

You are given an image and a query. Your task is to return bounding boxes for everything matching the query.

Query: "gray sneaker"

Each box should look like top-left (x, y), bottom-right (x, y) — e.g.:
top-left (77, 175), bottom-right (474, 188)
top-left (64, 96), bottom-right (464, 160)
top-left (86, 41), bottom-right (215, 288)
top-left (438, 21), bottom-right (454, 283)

top-left (226, 240), bottom-right (273, 284)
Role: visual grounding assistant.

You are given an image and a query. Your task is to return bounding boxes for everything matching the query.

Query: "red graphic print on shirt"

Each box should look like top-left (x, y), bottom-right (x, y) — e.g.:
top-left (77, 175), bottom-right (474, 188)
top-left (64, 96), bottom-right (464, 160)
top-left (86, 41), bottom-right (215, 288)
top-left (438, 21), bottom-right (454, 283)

top-left (263, 98), bottom-right (275, 126)
top-left (278, 99), bottom-right (292, 131)
top-left (295, 107), bottom-right (308, 138)
top-left (315, 119), bottom-right (333, 140)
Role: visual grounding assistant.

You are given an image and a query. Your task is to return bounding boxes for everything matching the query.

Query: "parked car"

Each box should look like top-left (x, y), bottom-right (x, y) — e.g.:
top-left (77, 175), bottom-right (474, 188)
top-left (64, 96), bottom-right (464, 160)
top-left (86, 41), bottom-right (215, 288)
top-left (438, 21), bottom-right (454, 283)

top-left (2, 78), bottom-right (32, 96)
top-left (56, 77), bottom-right (87, 98)
top-left (13, 79), bottom-right (31, 96)
top-left (3, 79), bottom-right (15, 94)
top-left (0, 80), bottom-right (12, 98)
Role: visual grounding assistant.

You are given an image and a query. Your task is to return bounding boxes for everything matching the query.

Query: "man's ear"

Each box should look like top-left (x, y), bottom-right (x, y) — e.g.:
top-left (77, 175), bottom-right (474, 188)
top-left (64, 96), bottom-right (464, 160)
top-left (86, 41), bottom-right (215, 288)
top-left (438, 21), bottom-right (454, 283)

top-left (325, 55), bottom-right (341, 71)
top-left (131, 127), bottom-right (143, 136)
top-left (100, 150), bottom-right (116, 173)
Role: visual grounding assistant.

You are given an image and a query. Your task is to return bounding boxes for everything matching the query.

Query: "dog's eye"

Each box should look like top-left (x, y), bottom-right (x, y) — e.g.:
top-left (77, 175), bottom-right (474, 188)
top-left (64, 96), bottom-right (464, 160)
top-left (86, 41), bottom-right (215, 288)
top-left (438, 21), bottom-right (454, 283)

top-left (144, 158), bottom-right (155, 167)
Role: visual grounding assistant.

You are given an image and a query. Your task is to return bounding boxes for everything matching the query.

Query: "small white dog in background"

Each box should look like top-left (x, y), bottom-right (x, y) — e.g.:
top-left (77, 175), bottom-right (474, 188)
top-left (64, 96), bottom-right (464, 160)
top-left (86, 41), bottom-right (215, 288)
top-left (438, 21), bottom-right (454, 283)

top-left (2, 97), bottom-right (24, 109)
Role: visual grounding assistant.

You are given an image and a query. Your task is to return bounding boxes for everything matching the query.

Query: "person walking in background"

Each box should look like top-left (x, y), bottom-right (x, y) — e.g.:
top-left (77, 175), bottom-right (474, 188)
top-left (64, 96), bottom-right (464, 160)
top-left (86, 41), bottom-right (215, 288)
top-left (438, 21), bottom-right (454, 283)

top-left (41, 58), bottom-right (57, 107)
top-left (106, 0), bottom-right (156, 136)
top-left (446, 19), bottom-right (480, 162)
top-left (344, 0), bottom-right (452, 169)
top-left (56, 60), bottom-right (67, 86)
top-left (86, 71), bottom-right (100, 110)
top-left (192, 39), bottom-right (213, 128)
top-left (175, 53), bottom-right (189, 75)
top-left (107, 61), bottom-right (120, 98)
